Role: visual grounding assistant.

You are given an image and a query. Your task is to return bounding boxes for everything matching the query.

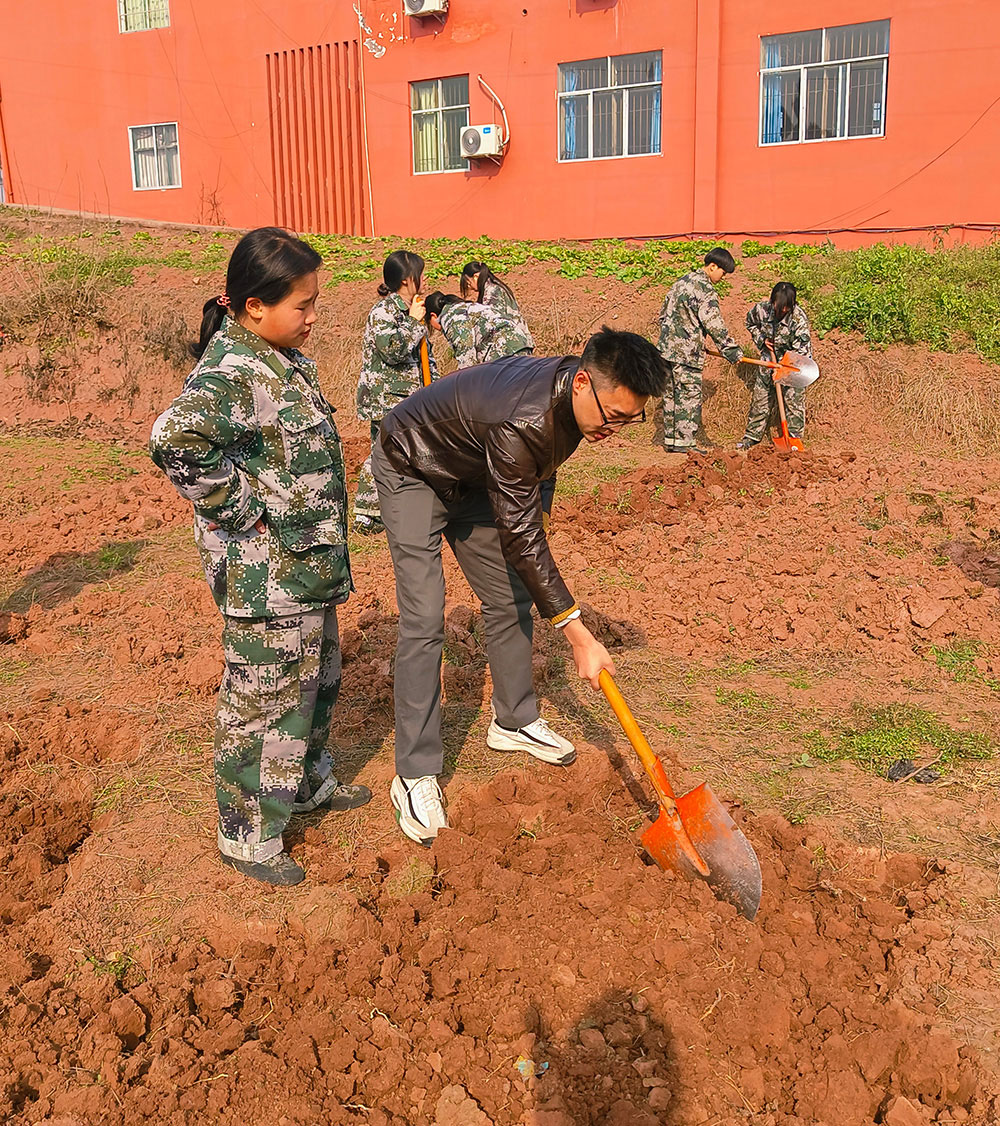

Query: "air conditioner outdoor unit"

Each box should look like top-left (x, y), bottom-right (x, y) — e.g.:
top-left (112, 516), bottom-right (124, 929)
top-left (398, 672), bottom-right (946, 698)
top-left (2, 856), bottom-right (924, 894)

top-left (461, 124), bottom-right (503, 158)
top-left (404, 0), bottom-right (448, 15)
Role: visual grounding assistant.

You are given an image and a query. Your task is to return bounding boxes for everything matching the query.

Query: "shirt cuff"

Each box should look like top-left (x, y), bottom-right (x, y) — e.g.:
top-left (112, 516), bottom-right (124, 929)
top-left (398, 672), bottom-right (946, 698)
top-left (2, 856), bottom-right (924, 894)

top-left (550, 603), bottom-right (581, 628)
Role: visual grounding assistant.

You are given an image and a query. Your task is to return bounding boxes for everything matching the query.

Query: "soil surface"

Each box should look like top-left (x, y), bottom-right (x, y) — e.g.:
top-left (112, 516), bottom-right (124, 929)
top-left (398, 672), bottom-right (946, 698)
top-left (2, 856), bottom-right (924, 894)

top-left (1, 213), bottom-right (999, 1125)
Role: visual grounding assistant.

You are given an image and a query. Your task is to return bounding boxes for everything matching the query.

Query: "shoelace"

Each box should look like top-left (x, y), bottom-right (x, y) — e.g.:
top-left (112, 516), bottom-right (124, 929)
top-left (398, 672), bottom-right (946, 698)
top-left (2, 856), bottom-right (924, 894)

top-left (410, 776), bottom-right (442, 815)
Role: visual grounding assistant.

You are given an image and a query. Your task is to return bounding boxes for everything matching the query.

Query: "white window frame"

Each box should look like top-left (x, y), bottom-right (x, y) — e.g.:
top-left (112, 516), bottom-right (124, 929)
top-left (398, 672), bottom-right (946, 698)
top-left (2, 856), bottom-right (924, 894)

top-left (410, 76), bottom-right (470, 176)
top-left (118, 0), bottom-right (170, 34)
top-left (556, 51), bottom-right (663, 164)
top-left (759, 22), bottom-right (889, 147)
top-left (128, 123), bottom-right (182, 191)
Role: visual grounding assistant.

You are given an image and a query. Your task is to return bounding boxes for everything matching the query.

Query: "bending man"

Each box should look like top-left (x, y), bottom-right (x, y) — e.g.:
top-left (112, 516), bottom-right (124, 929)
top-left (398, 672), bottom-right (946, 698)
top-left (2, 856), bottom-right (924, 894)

top-left (373, 327), bottom-right (668, 844)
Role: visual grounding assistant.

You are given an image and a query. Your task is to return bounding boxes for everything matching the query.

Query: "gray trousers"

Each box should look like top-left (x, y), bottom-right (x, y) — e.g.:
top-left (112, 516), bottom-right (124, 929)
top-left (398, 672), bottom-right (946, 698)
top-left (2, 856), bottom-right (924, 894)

top-left (372, 439), bottom-right (537, 779)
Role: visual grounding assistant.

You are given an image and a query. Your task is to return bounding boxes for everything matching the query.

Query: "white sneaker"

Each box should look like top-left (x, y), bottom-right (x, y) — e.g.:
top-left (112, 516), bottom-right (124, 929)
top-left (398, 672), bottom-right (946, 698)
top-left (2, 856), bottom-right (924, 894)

top-left (390, 775), bottom-right (448, 846)
top-left (486, 715), bottom-right (576, 765)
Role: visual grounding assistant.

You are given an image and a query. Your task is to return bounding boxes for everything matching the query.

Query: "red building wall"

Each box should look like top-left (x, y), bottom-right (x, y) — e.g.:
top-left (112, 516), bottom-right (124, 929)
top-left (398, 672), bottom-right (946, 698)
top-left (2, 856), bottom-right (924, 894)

top-left (0, 1), bottom-right (996, 240)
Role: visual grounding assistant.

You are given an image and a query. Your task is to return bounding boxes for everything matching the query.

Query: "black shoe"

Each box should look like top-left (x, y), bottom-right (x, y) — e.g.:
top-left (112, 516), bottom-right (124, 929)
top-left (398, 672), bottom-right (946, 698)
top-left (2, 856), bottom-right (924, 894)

top-left (292, 781), bottom-right (372, 814)
top-left (353, 516), bottom-right (385, 536)
top-left (735, 439), bottom-right (759, 450)
top-left (220, 850), bottom-right (305, 886)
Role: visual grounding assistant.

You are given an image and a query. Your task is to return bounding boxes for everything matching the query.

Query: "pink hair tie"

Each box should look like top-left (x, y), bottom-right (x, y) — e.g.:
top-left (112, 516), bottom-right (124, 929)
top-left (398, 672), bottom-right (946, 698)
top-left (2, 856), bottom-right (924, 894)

top-left (216, 294), bottom-right (231, 308)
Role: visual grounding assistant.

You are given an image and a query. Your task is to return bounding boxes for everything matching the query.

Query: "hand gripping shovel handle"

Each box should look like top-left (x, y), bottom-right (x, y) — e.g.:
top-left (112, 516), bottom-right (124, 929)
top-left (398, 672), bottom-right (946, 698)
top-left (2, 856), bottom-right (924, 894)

top-left (706, 346), bottom-right (797, 378)
top-left (598, 670), bottom-right (711, 878)
top-left (419, 337), bottom-right (432, 387)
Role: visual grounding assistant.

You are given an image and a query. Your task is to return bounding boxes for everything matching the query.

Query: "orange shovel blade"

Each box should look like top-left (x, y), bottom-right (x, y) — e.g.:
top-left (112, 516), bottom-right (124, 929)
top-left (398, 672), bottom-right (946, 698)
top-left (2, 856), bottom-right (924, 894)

top-left (772, 434), bottom-right (804, 453)
top-left (641, 782), bottom-right (762, 920)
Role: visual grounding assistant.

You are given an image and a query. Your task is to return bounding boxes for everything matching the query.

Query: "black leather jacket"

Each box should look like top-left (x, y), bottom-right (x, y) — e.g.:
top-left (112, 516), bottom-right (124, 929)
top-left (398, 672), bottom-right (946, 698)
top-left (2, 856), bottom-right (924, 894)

top-left (380, 353), bottom-right (582, 623)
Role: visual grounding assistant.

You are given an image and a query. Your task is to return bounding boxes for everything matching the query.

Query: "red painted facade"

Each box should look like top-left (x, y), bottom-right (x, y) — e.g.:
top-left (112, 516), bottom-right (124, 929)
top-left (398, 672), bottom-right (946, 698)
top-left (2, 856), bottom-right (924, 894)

top-left (0, 1), bottom-right (997, 240)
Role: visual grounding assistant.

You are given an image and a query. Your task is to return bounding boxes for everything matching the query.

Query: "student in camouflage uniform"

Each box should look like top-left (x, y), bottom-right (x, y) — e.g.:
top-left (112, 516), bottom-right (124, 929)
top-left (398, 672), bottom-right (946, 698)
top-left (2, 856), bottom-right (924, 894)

top-left (423, 291), bottom-right (533, 369)
top-left (150, 228), bottom-right (370, 887)
top-left (656, 247), bottom-right (742, 453)
top-left (739, 281), bottom-right (812, 447)
top-left (460, 261), bottom-right (534, 351)
top-left (354, 251), bottom-right (436, 534)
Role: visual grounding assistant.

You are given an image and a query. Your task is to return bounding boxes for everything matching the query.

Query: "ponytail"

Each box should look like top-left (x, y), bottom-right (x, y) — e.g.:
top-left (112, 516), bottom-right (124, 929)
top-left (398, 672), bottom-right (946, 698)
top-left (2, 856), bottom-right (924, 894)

top-left (189, 227), bottom-right (322, 360)
top-left (191, 297), bottom-right (229, 360)
top-left (379, 250), bottom-right (425, 297)
top-left (461, 260), bottom-right (515, 304)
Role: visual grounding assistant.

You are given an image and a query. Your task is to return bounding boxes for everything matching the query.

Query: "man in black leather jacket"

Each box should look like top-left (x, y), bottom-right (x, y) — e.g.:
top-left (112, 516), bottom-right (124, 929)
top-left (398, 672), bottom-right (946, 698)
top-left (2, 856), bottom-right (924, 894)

top-left (373, 326), bottom-right (667, 845)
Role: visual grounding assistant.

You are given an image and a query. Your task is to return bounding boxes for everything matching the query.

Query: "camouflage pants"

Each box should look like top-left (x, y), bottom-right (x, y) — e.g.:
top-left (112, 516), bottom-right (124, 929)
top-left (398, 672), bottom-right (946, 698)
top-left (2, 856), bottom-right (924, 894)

top-left (743, 369), bottom-right (806, 443)
top-left (215, 607), bottom-right (342, 862)
top-left (659, 362), bottom-right (703, 449)
top-left (353, 421), bottom-right (382, 521)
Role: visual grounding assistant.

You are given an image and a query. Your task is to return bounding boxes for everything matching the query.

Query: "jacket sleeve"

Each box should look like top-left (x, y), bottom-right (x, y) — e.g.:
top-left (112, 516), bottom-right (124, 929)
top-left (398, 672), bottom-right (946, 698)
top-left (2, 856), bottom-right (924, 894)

top-left (745, 303), bottom-right (769, 353)
top-left (700, 290), bottom-right (742, 364)
top-left (373, 303), bottom-right (427, 366)
top-left (483, 421), bottom-right (578, 624)
top-left (149, 373), bottom-right (265, 533)
top-left (790, 309), bottom-right (813, 357)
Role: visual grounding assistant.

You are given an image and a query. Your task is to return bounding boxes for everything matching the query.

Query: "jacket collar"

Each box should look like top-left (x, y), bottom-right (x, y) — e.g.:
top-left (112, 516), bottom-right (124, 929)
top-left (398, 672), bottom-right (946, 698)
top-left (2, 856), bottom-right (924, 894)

top-left (553, 358), bottom-right (582, 442)
top-left (222, 316), bottom-right (301, 379)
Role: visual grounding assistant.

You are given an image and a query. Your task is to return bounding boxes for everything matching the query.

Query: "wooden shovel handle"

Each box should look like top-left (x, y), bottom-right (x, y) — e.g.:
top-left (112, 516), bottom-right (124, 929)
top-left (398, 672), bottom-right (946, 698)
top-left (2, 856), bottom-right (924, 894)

top-left (707, 346), bottom-right (796, 376)
top-left (599, 670), bottom-right (678, 809)
top-left (419, 337), bottom-right (432, 387)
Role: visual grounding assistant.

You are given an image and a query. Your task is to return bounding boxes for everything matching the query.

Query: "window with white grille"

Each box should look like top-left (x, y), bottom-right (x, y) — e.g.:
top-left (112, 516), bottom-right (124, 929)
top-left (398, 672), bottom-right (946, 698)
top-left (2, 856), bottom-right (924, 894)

top-left (411, 76), bottom-right (469, 174)
top-left (760, 20), bottom-right (889, 145)
top-left (118, 0), bottom-right (169, 32)
top-left (557, 51), bottom-right (662, 162)
top-left (129, 124), bottom-right (181, 190)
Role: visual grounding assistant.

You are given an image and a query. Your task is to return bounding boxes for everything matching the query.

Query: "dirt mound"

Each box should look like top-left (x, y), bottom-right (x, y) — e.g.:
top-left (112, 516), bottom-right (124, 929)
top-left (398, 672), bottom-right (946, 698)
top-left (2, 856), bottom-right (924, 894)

top-left (0, 698), bottom-right (149, 767)
top-left (0, 791), bottom-right (90, 926)
top-left (0, 765), bottom-right (994, 1125)
top-left (559, 449), bottom-right (855, 537)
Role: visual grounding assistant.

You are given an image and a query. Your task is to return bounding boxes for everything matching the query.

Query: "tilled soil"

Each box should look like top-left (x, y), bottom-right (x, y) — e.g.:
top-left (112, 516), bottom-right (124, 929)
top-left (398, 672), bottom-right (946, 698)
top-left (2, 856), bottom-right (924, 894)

top-left (2, 217), bottom-right (1000, 1125)
top-left (0, 770), bottom-right (991, 1126)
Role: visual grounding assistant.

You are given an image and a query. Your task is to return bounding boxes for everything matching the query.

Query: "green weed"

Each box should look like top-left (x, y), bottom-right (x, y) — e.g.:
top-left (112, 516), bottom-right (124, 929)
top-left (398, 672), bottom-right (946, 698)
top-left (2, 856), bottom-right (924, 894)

top-left (715, 687), bottom-right (772, 716)
top-left (819, 704), bottom-right (992, 773)
top-left (759, 241), bottom-right (1000, 363)
top-left (931, 639), bottom-right (1000, 690)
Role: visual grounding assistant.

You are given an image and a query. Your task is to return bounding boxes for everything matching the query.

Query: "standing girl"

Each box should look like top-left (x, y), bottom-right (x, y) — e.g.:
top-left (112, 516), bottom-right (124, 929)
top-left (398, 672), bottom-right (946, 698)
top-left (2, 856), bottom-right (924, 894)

top-left (150, 227), bottom-right (370, 886)
top-left (354, 251), bottom-right (436, 534)
top-left (739, 281), bottom-right (813, 449)
top-left (460, 261), bottom-right (534, 351)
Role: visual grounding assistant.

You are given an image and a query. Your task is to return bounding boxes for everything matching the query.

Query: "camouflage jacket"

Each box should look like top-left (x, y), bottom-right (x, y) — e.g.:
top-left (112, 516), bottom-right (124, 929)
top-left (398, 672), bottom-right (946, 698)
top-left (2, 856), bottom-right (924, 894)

top-left (356, 294), bottom-right (437, 421)
top-left (150, 317), bottom-right (351, 619)
top-left (746, 301), bottom-right (812, 361)
top-left (439, 301), bottom-right (534, 369)
top-left (657, 268), bottom-right (741, 369)
top-left (482, 279), bottom-right (535, 351)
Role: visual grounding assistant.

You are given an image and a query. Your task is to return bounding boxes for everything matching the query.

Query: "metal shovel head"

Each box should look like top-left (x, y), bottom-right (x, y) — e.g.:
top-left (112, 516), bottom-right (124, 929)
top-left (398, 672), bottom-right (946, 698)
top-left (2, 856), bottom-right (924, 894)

top-left (640, 782), bottom-right (762, 920)
top-left (778, 350), bottom-right (820, 389)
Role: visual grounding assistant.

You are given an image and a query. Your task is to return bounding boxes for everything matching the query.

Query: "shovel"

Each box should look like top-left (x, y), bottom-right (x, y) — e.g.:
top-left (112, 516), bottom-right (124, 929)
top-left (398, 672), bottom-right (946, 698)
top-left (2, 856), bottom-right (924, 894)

top-left (708, 347), bottom-right (820, 451)
top-left (419, 336), bottom-right (432, 387)
top-left (599, 671), bottom-right (762, 920)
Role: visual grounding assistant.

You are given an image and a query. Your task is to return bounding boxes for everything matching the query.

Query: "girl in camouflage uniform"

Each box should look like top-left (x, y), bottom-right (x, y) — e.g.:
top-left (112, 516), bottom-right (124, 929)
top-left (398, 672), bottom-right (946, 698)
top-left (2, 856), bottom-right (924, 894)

top-left (739, 282), bottom-right (813, 449)
top-left (150, 228), bottom-right (370, 886)
top-left (354, 251), bottom-right (436, 534)
top-left (460, 261), bottom-right (534, 351)
top-left (423, 291), bottom-right (533, 369)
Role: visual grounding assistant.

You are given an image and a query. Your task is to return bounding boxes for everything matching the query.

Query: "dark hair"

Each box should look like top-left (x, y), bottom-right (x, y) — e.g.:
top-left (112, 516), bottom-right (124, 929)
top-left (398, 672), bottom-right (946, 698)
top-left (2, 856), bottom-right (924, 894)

top-left (580, 326), bottom-right (668, 398)
top-left (704, 247), bottom-right (736, 274)
top-left (423, 291), bottom-right (462, 325)
top-left (460, 260), bottom-right (515, 304)
top-left (378, 250), bottom-right (424, 297)
top-left (191, 227), bottom-right (321, 359)
top-left (770, 281), bottom-right (797, 314)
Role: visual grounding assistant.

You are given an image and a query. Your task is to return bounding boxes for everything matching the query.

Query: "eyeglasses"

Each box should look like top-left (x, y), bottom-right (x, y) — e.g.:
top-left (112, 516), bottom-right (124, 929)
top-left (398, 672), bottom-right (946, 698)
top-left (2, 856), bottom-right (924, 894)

top-left (588, 377), bottom-right (646, 428)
